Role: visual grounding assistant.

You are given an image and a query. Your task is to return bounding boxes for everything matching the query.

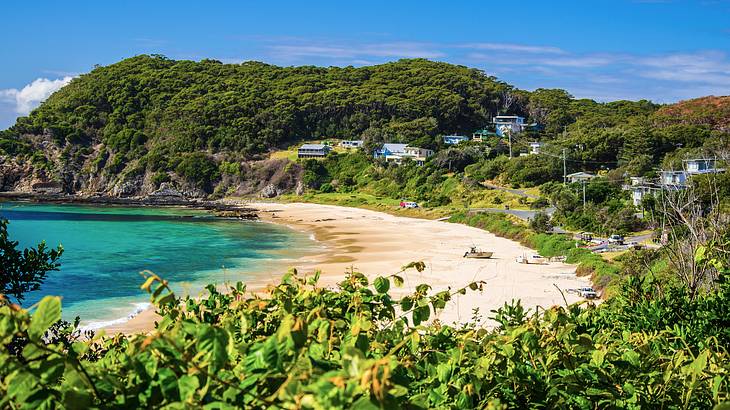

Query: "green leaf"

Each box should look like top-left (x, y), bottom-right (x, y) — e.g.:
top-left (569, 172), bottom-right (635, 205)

top-left (351, 396), bottom-right (380, 410)
top-left (400, 296), bottom-right (414, 311)
top-left (178, 375), bottom-right (199, 401)
top-left (687, 350), bottom-right (709, 376)
top-left (29, 296), bottom-right (61, 341)
top-left (694, 245), bottom-right (707, 263)
top-left (393, 275), bottom-right (404, 287)
top-left (197, 325), bottom-right (230, 372)
top-left (374, 276), bottom-right (390, 293)
top-left (158, 367), bottom-right (178, 400)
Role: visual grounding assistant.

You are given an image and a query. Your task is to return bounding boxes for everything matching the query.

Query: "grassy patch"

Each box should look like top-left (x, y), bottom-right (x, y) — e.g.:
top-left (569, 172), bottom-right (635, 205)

top-left (276, 192), bottom-right (455, 219)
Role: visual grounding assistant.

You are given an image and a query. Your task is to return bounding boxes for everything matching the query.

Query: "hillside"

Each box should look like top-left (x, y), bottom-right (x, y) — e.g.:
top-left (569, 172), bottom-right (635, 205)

top-left (0, 56), bottom-right (511, 196)
top-left (0, 55), bottom-right (726, 200)
top-left (654, 95), bottom-right (730, 131)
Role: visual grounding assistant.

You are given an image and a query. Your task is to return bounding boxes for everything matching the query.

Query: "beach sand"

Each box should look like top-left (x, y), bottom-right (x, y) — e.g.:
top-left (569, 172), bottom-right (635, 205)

top-left (106, 202), bottom-right (591, 333)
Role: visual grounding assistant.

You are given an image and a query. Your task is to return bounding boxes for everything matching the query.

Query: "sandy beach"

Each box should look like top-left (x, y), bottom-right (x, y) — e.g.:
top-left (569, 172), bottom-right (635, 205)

top-left (106, 202), bottom-right (591, 333)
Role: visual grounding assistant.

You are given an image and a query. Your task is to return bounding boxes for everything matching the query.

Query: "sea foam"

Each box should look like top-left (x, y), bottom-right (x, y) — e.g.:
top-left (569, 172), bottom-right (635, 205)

top-left (81, 302), bottom-right (151, 331)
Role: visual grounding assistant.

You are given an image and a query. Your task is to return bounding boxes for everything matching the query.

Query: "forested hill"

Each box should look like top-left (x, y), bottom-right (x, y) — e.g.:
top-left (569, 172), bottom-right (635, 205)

top-left (0, 56), bottom-right (514, 195)
top-left (0, 54), bottom-right (727, 198)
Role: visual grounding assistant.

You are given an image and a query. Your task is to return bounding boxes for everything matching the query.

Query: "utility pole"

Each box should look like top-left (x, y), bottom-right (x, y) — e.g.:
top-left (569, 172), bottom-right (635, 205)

top-left (562, 148), bottom-right (567, 185)
top-left (582, 180), bottom-right (586, 210)
top-left (507, 128), bottom-right (513, 158)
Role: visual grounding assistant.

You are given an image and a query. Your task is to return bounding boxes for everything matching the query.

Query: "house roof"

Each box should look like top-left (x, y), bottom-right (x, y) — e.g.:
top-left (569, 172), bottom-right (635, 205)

top-left (299, 144), bottom-right (328, 150)
top-left (443, 135), bottom-right (468, 139)
top-left (566, 172), bottom-right (596, 178)
top-left (382, 143), bottom-right (408, 152)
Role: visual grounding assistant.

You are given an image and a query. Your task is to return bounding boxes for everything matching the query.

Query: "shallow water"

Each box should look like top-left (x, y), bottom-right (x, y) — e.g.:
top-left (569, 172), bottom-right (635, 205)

top-left (0, 201), bottom-right (318, 327)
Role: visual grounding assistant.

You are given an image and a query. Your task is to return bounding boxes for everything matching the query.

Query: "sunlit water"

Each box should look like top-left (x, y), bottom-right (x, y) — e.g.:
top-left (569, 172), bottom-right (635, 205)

top-left (0, 201), bottom-right (319, 328)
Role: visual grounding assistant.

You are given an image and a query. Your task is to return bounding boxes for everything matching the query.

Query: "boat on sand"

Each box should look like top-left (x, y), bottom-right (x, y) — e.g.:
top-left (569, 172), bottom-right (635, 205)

top-left (463, 246), bottom-right (494, 259)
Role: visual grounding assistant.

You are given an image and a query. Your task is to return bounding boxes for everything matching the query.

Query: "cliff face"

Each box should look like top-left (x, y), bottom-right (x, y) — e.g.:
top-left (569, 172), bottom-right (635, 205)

top-left (1, 147), bottom-right (305, 200)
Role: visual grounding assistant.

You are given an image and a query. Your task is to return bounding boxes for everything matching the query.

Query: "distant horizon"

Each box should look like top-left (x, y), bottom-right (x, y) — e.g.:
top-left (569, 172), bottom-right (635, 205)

top-left (2, 0), bottom-right (730, 129)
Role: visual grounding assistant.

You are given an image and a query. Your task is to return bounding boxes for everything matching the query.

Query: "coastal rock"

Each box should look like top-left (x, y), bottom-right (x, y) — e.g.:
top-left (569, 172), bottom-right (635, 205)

top-left (147, 183), bottom-right (186, 202)
top-left (260, 183), bottom-right (279, 198)
top-left (0, 158), bottom-right (33, 192)
top-left (31, 181), bottom-right (63, 195)
top-left (181, 187), bottom-right (207, 198)
top-left (112, 180), bottom-right (140, 197)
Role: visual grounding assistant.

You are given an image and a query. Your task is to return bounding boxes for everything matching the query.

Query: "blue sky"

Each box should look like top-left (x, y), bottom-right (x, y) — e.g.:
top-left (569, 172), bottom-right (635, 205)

top-left (2, 0), bottom-right (730, 129)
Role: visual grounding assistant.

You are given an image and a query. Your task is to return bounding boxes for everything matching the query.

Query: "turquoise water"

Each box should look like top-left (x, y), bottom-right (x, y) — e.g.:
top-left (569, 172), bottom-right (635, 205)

top-left (0, 201), bottom-right (318, 328)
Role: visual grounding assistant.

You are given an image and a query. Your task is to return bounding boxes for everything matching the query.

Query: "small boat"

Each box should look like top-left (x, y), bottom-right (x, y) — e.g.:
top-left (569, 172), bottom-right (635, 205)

top-left (463, 247), bottom-right (493, 259)
top-left (515, 254), bottom-right (548, 265)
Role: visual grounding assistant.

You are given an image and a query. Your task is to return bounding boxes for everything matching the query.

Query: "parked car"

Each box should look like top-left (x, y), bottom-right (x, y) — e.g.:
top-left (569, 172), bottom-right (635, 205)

top-left (608, 234), bottom-right (624, 245)
top-left (400, 201), bottom-right (418, 208)
top-left (574, 231), bottom-right (594, 242)
top-left (578, 287), bottom-right (599, 299)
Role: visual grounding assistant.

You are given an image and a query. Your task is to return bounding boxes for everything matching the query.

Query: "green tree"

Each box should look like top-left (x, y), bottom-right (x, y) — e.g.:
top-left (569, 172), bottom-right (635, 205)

top-left (529, 212), bottom-right (553, 233)
top-left (1, 218), bottom-right (63, 303)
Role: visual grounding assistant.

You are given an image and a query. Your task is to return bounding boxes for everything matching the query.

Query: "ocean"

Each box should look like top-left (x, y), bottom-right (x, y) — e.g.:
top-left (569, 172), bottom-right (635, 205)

top-left (0, 201), bottom-right (319, 329)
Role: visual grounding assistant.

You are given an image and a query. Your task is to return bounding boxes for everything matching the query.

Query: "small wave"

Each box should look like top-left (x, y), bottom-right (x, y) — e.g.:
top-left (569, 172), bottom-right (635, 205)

top-left (81, 302), bottom-right (151, 331)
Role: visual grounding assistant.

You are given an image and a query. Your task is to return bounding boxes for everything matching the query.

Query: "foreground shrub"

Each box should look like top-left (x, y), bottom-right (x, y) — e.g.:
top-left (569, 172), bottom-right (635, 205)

top-left (1, 263), bottom-right (729, 408)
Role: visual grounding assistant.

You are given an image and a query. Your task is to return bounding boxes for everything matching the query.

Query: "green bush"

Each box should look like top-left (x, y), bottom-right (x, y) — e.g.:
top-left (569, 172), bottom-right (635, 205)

top-left (1, 266), bottom-right (728, 408)
top-left (175, 152), bottom-right (219, 190)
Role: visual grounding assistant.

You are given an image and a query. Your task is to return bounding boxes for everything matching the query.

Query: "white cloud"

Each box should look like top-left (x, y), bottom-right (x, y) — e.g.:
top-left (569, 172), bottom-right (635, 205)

top-left (268, 41), bottom-right (445, 61)
top-left (457, 42), bottom-right (566, 54)
top-left (0, 76), bottom-right (74, 115)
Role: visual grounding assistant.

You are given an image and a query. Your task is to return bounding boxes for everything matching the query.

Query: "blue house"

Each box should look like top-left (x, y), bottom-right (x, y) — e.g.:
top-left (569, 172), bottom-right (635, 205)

top-left (442, 135), bottom-right (469, 145)
top-left (493, 115), bottom-right (526, 137)
top-left (374, 143), bottom-right (407, 159)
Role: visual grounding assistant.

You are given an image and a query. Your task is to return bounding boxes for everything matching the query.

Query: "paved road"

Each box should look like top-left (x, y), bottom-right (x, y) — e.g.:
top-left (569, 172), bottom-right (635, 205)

top-left (481, 182), bottom-right (540, 199)
top-left (464, 208), bottom-right (655, 243)
top-left (468, 207), bottom-right (555, 220)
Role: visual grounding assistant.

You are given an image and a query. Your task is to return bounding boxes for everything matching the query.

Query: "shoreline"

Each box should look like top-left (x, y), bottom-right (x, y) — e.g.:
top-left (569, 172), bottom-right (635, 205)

top-left (0, 191), bottom-right (258, 218)
top-left (107, 201), bottom-right (591, 333)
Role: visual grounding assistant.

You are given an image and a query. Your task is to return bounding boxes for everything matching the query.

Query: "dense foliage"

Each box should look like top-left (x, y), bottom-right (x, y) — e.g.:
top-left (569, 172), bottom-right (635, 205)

top-left (2, 56), bottom-right (509, 183)
top-left (0, 218), bottom-right (63, 303)
top-left (2, 260), bottom-right (729, 408)
top-left (3, 56), bottom-right (726, 191)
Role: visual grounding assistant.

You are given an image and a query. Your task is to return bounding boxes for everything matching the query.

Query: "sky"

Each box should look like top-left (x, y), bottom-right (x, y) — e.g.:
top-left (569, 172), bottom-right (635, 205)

top-left (1, 0), bottom-right (730, 129)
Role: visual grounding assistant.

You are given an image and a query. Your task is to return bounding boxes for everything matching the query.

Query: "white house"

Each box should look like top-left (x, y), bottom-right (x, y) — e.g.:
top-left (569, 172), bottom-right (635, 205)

top-left (374, 143), bottom-right (408, 158)
top-left (298, 144), bottom-right (332, 159)
top-left (472, 129), bottom-right (498, 142)
top-left (493, 115), bottom-right (526, 137)
top-left (684, 158), bottom-right (723, 174)
top-left (385, 146), bottom-right (434, 166)
top-left (660, 158), bottom-right (724, 188)
top-left (528, 141), bottom-right (543, 155)
top-left (566, 171), bottom-right (597, 184)
top-left (442, 135), bottom-right (469, 145)
top-left (660, 170), bottom-right (687, 186)
top-left (627, 159), bottom-right (725, 207)
top-left (630, 185), bottom-right (661, 207)
top-left (340, 140), bottom-right (364, 149)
